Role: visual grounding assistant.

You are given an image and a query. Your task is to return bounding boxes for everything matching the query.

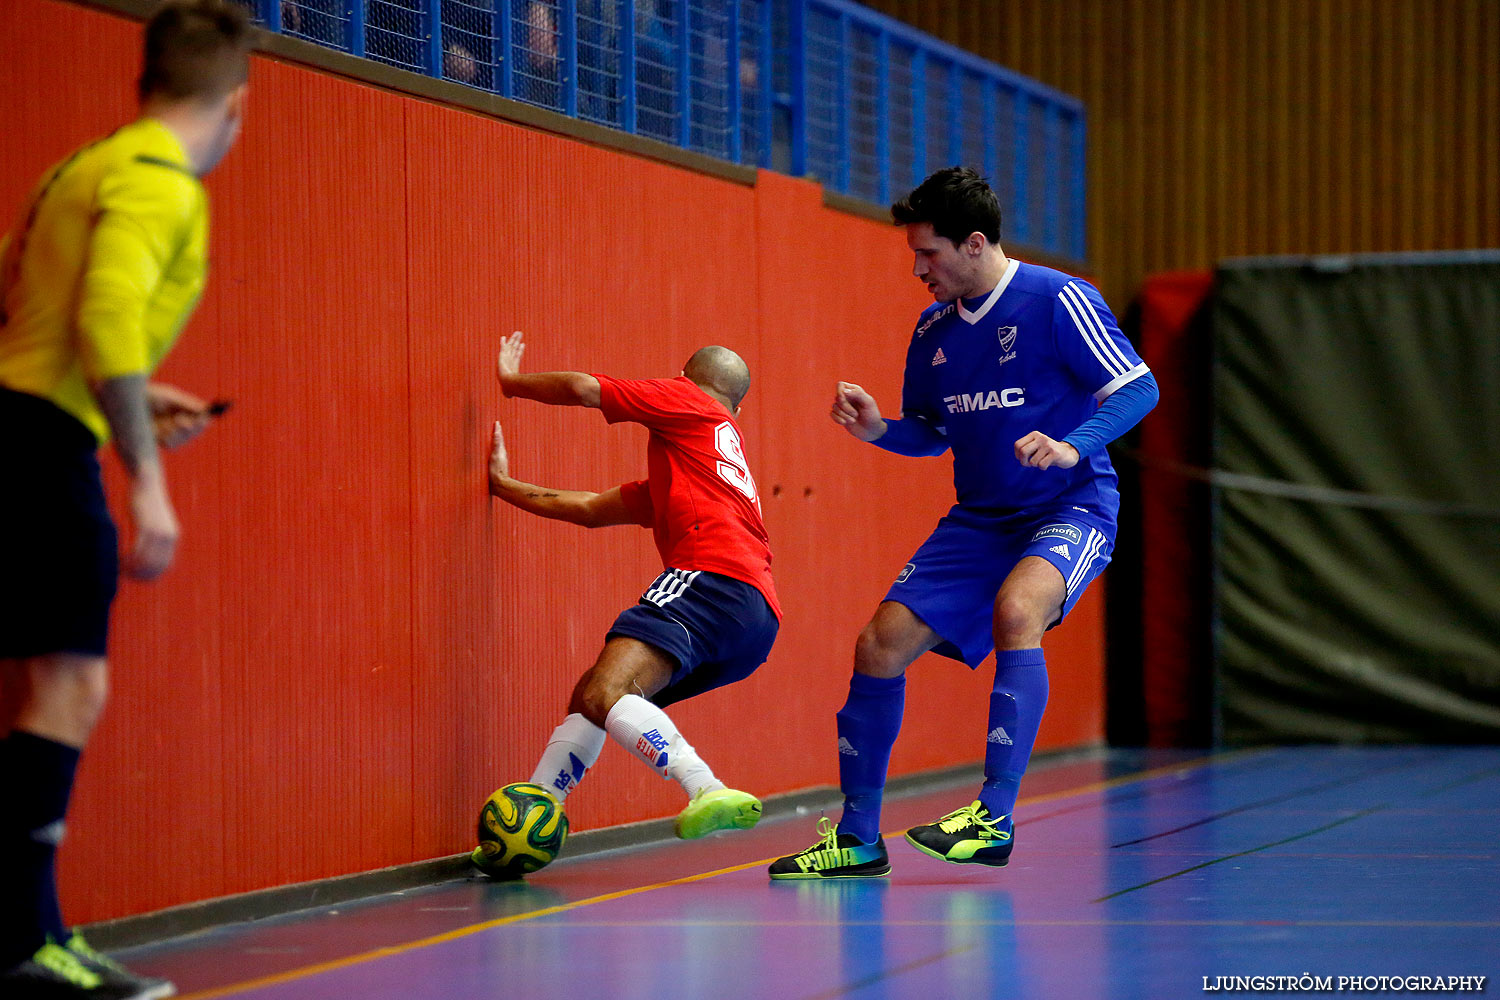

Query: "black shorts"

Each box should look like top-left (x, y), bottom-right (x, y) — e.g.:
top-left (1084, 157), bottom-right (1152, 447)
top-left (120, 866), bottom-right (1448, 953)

top-left (607, 568), bottom-right (779, 708)
top-left (0, 388), bottom-right (117, 659)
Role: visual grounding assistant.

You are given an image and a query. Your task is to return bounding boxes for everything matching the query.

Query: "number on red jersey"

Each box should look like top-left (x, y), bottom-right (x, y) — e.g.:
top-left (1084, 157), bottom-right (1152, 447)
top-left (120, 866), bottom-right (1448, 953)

top-left (714, 420), bottom-right (759, 502)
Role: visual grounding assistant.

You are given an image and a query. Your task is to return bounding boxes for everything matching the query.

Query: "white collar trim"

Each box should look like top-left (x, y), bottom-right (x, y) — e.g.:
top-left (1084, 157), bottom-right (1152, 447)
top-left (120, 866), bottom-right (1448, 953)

top-left (957, 258), bottom-right (1020, 325)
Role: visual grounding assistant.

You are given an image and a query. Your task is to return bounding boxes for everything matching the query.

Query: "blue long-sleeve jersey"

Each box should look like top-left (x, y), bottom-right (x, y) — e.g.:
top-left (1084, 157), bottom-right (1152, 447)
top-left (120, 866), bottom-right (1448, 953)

top-left (876, 259), bottom-right (1152, 522)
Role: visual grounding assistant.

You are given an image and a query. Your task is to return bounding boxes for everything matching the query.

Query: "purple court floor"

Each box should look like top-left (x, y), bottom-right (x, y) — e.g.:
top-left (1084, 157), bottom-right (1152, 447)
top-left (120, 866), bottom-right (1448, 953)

top-left (117, 747), bottom-right (1500, 999)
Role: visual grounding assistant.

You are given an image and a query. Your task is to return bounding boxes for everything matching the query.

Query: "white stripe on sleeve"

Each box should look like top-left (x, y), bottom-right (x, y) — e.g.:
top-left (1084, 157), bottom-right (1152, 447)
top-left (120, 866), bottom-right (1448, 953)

top-left (1059, 282), bottom-right (1130, 378)
top-left (1094, 362), bottom-right (1152, 401)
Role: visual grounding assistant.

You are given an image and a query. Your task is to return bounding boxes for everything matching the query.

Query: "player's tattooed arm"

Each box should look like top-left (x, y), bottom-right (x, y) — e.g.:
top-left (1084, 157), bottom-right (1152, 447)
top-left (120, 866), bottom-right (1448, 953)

top-left (146, 381), bottom-right (215, 449)
top-left (96, 373), bottom-right (179, 580)
top-left (495, 330), bottom-right (601, 407)
top-left (487, 422), bottom-right (635, 527)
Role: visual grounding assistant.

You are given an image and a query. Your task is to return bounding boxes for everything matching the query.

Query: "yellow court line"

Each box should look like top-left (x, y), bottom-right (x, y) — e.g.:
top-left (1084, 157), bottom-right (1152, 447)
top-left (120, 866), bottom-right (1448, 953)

top-left (179, 750), bottom-right (1244, 1000)
top-left (177, 858), bottom-right (773, 1000)
top-left (1001, 747), bottom-right (1264, 814)
top-left (471, 918), bottom-right (1500, 930)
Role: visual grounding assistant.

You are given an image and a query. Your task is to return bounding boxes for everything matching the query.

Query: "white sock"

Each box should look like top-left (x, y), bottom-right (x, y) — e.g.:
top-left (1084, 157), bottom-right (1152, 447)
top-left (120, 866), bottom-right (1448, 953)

top-left (528, 714), bottom-right (607, 802)
top-left (604, 694), bottom-right (724, 799)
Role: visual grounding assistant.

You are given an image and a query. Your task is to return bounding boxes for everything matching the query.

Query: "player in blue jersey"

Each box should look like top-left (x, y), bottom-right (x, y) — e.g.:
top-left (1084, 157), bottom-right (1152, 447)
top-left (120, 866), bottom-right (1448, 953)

top-left (769, 167), bottom-right (1158, 879)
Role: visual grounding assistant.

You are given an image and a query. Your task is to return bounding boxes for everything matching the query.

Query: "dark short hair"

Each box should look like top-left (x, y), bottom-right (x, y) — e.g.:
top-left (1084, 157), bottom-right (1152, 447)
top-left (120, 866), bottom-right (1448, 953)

top-left (890, 166), bottom-right (1002, 247)
top-left (138, 0), bottom-right (252, 103)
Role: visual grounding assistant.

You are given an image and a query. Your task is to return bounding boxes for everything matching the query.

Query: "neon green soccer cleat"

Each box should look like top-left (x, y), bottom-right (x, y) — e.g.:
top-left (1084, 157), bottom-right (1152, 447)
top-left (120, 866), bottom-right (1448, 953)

top-left (674, 787), bottom-right (763, 839)
top-left (65, 933), bottom-right (175, 999)
top-left (768, 817), bottom-right (891, 880)
top-left (0, 939), bottom-right (172, 1000)
top-left (904, 801), bottom-right (1014, 867)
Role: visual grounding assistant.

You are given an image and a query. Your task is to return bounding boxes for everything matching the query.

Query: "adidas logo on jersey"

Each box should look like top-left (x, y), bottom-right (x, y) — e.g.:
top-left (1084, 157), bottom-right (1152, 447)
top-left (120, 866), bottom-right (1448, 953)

top-left (931, 348), bottom-right (947, 366)
top-left (987, 727), bottom-right (1014, 745)
top-left (1050, 543), bottom-right (1071, 558)
top-left (838, 737), bottom-right (859, 756)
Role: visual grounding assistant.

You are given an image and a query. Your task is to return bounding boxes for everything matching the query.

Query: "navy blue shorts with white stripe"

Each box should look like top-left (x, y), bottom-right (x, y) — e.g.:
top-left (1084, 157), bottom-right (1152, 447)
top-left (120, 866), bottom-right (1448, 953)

top-left (884, 503), bottom-right (1114, 668)
top-left (607, 568), bottom-right (779, 708)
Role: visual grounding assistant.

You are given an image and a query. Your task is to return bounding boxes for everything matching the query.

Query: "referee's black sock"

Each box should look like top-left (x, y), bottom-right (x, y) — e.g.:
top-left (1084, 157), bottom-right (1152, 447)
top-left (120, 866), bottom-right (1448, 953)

top-left (0, 730), bottom-right (79, 969)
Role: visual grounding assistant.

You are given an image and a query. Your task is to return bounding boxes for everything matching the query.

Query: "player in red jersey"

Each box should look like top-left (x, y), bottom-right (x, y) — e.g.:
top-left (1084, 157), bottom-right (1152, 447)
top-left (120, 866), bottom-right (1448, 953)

top-left (483, 331), bottom-right (780, 857)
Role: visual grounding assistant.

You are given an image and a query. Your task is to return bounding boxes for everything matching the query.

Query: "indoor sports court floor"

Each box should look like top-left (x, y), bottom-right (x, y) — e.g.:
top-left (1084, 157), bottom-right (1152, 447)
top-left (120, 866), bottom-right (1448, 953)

top-left (116, 747), bottom-right (1499, 999)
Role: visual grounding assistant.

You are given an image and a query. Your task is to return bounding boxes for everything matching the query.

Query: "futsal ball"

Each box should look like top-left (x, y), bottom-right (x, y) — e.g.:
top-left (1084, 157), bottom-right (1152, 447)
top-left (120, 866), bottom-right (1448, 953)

top-left (471, 782), bottom-right (569, 880)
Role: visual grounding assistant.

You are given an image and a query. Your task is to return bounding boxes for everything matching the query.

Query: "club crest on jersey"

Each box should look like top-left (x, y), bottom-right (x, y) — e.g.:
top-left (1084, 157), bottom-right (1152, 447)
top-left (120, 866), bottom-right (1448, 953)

top-left (944, 388), bottom-right (1025, 413)
top-left (1032, 524), bottom-right (1083, 545)
top-left (916, 304), bottom-right (954, 337)
top-left (997, 325), bottom-right (1018, 366)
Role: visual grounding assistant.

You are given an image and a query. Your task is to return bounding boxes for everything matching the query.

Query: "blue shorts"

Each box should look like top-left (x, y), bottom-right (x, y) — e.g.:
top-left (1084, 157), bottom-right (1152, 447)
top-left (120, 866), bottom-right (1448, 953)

top-left (607, 568), bottom-right (779, 708)
top-left (885, 503), bottom-right (1115, 668)
top-left (0, 389), bottom-right (118, 659)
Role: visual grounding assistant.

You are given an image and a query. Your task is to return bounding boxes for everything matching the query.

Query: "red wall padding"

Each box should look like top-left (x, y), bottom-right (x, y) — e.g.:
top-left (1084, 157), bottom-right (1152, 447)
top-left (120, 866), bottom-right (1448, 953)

top-left (1136, 270), bottom-right (1214, 746)
top-left (1, 0), bottom-right (1105, 923)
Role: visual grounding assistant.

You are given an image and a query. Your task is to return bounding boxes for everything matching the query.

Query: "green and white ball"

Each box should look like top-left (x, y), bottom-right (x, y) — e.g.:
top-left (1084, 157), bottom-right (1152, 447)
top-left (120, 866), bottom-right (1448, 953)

top-left (471, 782), bottom-right (568, 880)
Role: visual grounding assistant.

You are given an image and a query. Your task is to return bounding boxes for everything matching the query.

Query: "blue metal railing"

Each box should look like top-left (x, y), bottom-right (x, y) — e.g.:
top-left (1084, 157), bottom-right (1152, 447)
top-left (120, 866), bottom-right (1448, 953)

top-left (249, 0), bottom-right (1087, 259)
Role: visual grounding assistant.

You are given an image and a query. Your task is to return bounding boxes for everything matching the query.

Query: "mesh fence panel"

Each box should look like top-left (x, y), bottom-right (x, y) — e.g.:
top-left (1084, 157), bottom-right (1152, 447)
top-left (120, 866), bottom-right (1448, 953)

top-left (886, 41), bottom-right (916, 196)
top-left (1028, 95), bottom-right (1049, 250)
top-left (922, 56), bottom-right (948, 176)
top-left (734, 0), bottom-right (764, 166)
top-left (991, 82), bottom-right (1018, 224)
top-left (577, 0), bottom-right (626, 126)
top-left (1053, 110), bottom-right (1076, 257)
top-left (802, 4), bottom-right (841, 187)
top-left (687, 0), bottom-right (732, 158)
top-left (846, 23), bottom-right (881, 203)
top-left (958, 70), bottom-right (985, 177)
top-left (440, 0), bottom-right (497, 89)
top-left (367, 0), bottom-right (428, 72)
top-left (280, 0), bottom-right (351, 49)
top-left (513, 0), bottom-right (563, 110)
top-left (233, 0), bottom-right (1082, 257)
top-left (635, 0), bottom-right (680, 143)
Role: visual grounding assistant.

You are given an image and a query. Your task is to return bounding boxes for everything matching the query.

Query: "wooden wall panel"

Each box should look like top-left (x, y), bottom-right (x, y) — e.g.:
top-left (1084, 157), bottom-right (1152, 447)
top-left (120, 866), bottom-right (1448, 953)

top-left (871, 0), bottom-right (1500, 305)
top-left (2, 0), bottom-right (1106, 923)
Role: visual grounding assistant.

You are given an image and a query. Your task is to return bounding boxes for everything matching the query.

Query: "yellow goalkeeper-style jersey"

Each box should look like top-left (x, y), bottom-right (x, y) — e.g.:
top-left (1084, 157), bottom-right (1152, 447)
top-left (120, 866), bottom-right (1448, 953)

top-left (0, 117), bottom-right (208, 445)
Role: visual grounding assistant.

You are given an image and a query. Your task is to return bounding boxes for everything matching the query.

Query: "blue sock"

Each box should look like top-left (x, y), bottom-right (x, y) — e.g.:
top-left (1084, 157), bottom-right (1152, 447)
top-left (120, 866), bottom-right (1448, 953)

top-left (835, 672), bottom-right (905, 844)
top-left (0, 731), bottom-right (79, 965)
top-left (978, 648), bottom-right (1049, 823)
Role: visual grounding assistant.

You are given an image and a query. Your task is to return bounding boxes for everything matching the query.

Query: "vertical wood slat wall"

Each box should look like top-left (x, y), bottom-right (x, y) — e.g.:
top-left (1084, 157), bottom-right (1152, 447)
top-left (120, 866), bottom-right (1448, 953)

top-left (870, 0), bottom-right (1500, 305)
top-left (0, 0), bottom-right (1108, 923)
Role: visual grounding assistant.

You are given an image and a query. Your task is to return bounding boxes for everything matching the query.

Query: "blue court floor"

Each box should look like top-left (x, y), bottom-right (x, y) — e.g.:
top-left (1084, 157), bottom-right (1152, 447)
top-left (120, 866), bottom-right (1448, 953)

top-left (118, 747), bottom-right (1499, 999)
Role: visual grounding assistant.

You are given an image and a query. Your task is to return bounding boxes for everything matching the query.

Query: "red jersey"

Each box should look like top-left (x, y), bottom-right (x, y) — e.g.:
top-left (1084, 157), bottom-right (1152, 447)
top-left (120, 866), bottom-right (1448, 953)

top-left (595, 374), bottom-right (781, 619)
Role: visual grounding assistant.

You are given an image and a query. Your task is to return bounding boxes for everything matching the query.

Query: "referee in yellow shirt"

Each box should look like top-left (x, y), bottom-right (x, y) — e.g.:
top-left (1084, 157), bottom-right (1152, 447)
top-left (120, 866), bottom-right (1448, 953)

top-left (1, 3), bottom-right (250, 997)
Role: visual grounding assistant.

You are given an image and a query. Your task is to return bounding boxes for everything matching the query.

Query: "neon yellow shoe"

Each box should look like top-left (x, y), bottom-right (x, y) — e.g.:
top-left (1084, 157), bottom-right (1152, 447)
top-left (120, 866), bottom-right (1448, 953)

top-left (905, 800), bottom-right (1014, 867)
top-left (767, 816), bottom-right (891, 879)
top-left (65, 933), bottom-right (176, 999)
top-left (0, 939), bottom-right (168, 998)
top-left (674, 787), bottom-right (763, 839)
